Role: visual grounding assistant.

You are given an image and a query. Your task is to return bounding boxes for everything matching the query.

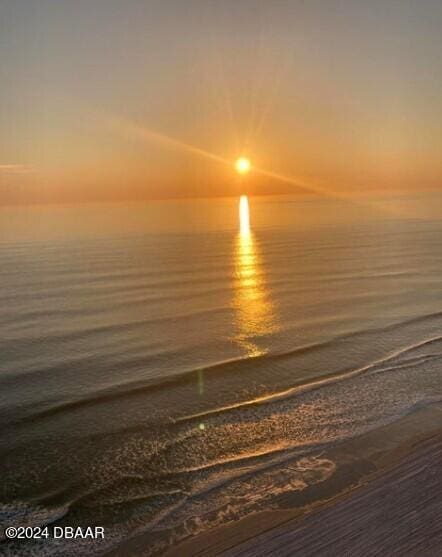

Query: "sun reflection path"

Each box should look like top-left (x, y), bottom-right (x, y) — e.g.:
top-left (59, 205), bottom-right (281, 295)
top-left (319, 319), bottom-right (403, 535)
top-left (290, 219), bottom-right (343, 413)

top-left (233, 196), bottom-right (278, 357)
top-left (239, 194), bottom-right (250, 235)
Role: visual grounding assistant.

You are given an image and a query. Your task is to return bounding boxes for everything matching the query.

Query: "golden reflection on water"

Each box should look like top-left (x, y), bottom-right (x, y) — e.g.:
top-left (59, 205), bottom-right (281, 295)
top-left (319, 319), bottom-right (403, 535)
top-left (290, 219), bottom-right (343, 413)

top-left (233, 196), bottom-right (277, 356)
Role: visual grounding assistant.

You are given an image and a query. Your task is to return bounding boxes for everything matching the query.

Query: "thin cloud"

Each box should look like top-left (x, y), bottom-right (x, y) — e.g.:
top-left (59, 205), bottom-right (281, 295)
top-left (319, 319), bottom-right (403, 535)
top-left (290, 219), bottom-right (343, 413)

top-left (0, 164), bottom-right (34, 174)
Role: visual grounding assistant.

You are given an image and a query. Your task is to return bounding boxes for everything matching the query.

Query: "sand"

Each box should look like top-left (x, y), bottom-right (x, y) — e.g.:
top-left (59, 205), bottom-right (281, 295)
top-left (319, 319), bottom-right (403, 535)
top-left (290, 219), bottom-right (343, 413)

top-left (163, 431), bottom-right (442, 557)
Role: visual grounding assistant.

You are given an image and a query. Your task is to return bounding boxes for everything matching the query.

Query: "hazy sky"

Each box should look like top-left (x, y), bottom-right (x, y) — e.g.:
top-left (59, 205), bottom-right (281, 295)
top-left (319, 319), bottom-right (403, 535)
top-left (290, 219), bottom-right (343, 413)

top-left (1, 0), bottom-right (442, 204)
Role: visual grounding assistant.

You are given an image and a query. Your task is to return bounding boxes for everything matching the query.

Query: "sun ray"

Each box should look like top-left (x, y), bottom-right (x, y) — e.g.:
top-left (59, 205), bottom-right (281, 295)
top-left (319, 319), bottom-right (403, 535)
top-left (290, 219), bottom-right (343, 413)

top-left (101, 112), bottom-right (403, 217)
top-left (105, 114), bottom-right (230, 166)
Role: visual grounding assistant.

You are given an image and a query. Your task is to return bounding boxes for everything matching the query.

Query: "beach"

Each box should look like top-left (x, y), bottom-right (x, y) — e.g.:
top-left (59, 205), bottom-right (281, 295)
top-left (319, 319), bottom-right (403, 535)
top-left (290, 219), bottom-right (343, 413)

top-left (100, 400), bottom-right (442, 556)
top-left (162, 425), bottom-right (442, 557)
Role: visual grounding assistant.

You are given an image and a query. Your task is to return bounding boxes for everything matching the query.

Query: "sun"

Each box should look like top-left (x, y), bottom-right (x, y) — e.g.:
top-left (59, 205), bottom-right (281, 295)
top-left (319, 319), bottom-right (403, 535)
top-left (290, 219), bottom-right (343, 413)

top-left (235, 157), bottom-right (251, 175)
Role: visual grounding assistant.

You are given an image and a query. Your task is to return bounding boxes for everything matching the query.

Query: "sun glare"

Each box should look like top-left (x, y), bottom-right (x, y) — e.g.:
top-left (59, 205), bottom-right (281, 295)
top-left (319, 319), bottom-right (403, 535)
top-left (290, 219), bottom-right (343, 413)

top-left (235, 157), bottom-right (251, 175)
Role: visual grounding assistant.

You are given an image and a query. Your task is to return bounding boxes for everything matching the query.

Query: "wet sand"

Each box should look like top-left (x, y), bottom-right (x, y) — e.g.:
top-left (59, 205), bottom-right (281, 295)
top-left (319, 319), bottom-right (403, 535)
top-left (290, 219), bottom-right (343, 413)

top-left (221, 433), bottom-right (442, 556)
top-left (162, 429), bottom-right (442, 557)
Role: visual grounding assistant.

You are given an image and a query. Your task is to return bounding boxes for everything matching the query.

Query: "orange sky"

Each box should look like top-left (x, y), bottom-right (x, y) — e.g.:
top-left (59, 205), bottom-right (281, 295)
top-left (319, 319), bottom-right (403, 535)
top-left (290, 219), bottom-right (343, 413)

top-left (1, 0), bottom-right (442, 205)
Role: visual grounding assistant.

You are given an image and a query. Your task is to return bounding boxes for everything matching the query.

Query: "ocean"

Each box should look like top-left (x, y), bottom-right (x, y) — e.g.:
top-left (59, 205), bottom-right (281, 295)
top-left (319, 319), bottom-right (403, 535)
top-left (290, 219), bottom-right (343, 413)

top-left (0, 192), bottom-right (441, 555)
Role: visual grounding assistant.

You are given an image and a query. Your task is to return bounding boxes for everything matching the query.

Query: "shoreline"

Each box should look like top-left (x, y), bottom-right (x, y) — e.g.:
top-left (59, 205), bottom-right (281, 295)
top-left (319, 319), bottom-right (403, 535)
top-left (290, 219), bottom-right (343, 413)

top-left (158, 414), bottom-right (442, 557)
top-left (108, 404), bottom-right (442, 557)
top-left (219, 432), bottom-right (442, 557)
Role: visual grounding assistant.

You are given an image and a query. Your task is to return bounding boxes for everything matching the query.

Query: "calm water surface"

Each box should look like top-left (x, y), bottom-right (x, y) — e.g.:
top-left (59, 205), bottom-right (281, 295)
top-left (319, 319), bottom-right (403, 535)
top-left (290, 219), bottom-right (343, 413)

top-left (0, 193), bottom-right (441, 555)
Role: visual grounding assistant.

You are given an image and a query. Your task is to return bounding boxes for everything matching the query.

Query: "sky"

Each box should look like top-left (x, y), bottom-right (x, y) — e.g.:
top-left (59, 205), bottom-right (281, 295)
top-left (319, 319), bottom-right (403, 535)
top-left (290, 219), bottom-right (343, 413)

top-left (1, 0), bottom-right (442, 204)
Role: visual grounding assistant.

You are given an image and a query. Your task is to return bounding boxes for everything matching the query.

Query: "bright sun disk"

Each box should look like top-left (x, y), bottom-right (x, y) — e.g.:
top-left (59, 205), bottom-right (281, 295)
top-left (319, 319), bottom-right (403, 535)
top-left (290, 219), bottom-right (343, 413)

top-left (235, 157), bottom-right (251, 175)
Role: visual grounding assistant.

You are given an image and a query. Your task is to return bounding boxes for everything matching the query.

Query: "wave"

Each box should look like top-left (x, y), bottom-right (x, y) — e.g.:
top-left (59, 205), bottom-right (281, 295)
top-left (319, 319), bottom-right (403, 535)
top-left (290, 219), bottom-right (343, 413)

top-left (176, 334), bottom-right (442, 424)
top-left (5, 310), bottom-right (442, 430)
top-left (13, 331), bottom-right (440, 524)
top-left (0, 304), bottom-right (231, 347)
